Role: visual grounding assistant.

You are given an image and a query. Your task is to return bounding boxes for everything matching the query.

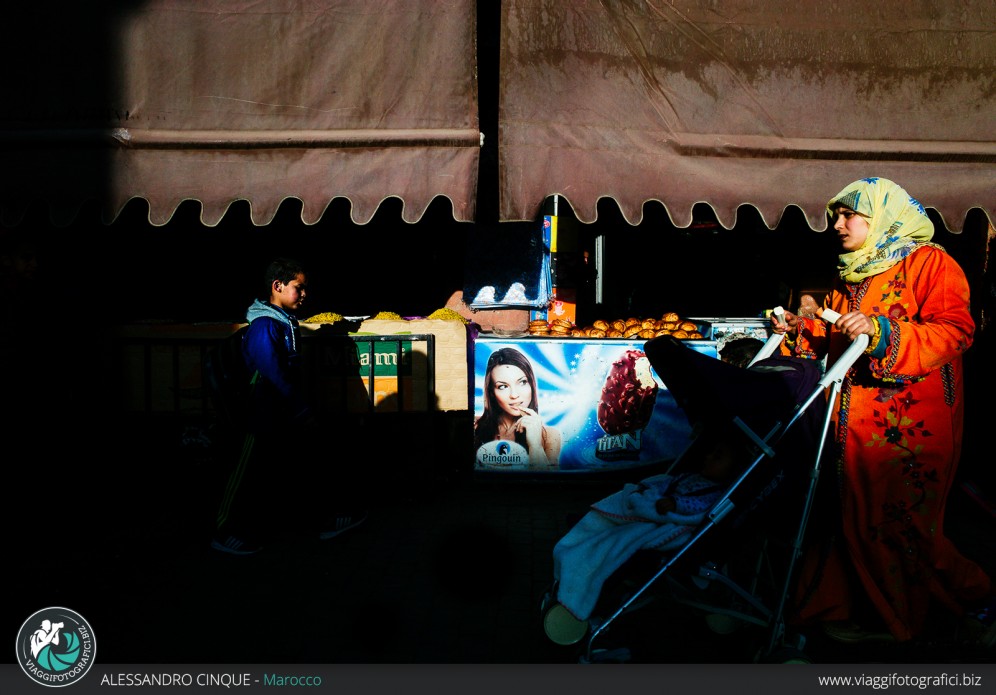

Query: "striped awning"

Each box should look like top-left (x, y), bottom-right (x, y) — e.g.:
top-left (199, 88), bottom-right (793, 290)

top-left (0, 1), bottom-right (480, 227)
top-left (498, 0), bottom-right (995, 231)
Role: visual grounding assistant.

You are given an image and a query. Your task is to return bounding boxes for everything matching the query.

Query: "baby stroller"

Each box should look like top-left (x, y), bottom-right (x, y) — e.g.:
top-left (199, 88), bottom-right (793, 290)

top-left (542, 329), bottom-right (869, 663)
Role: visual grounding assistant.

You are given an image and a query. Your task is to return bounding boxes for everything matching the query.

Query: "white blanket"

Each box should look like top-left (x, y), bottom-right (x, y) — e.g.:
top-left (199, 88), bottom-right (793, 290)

top-left (553, 473), bottom-right (723, 621)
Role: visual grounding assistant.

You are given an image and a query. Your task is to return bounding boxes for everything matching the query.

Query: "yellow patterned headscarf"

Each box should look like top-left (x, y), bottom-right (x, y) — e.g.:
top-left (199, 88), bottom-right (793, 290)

top-left (828, 177), bottom-right (935, 284)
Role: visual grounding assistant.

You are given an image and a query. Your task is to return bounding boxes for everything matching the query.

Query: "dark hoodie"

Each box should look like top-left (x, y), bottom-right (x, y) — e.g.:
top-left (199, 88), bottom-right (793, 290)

top-left (242, 298), bottom-right (312, 429)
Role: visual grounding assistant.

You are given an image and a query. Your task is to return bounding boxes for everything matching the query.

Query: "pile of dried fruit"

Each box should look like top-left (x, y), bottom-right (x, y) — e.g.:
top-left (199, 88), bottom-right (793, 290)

top-left (302, 311), bottom-right (344, 324)
top-left (426, 307), bottom-right (470, 323)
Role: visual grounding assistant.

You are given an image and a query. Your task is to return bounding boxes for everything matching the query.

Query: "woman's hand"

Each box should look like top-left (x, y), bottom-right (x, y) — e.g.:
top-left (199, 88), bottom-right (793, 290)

top-left (514, 406), bottom-right (545, 445)
top-left (770, 309), bottom-right (801, 336)
top-left (835, 311), bottom-right (876, 341)
top-left (515, 406), bottom-right (559, 469)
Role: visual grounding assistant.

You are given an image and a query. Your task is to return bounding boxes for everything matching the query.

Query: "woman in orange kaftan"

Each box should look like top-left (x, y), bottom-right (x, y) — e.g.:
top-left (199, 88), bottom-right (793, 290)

top-left (772, 177), bottom-right (992, 643)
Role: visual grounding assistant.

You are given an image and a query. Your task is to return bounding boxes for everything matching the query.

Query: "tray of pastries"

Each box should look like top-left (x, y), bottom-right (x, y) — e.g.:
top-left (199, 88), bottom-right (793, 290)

top-left (528, 313), bottom-right (709, 340)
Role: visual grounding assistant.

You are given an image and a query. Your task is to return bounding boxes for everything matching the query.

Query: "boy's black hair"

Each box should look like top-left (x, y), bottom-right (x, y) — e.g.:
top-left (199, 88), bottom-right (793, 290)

top-left (261, 257), bottom-right (307, 298)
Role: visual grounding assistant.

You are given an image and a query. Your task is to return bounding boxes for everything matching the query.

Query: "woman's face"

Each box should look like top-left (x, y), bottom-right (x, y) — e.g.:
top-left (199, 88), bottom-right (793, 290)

top-left (833, 205), bottom-right (870, 252)
top-left (491, 364), bottom-right (532, 416)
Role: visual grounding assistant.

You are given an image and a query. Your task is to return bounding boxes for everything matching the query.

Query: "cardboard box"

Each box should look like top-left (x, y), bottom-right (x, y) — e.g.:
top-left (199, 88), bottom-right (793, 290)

top-left (355, 319), bottom-right (471, 412)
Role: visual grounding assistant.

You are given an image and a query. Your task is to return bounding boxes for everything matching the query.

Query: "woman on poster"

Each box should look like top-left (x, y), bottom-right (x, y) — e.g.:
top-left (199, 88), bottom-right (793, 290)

top-left (474, 346), bottom-right (562, 470)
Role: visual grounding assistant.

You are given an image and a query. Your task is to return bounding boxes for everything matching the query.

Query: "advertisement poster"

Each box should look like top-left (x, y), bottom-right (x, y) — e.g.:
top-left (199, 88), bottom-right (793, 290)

top-left (474, 338), bottom-right (718, 473)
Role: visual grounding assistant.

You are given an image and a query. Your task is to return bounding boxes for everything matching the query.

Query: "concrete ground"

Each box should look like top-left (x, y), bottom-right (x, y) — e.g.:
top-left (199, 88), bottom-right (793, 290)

top-left (6, 415), bottom-right (995, 666)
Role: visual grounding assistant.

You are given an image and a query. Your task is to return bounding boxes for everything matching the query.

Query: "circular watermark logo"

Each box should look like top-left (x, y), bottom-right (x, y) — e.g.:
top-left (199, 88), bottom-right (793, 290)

top-left (16, 607), bottom-right (96, 687)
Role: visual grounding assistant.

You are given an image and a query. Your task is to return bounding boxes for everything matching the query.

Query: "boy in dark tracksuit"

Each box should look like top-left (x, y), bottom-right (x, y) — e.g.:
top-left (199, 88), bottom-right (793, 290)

top-left (211, 258), bottom-right (365, 555)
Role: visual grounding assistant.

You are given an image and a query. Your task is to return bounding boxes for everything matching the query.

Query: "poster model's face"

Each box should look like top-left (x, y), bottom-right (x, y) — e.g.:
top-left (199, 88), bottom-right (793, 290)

top-left (491, 364), bottom-right (533, 417)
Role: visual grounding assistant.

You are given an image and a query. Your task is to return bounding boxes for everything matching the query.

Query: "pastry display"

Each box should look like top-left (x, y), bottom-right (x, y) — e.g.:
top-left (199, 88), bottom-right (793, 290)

top-left (528, 318), bottom-right (551, 336)
top-left (524, 312), bottom-right (706, 341)
top-left (549, 319), bottom-right (573, 335)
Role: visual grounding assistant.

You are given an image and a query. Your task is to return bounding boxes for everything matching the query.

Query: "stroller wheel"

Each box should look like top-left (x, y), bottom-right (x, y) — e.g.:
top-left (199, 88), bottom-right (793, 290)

top-left (543, 603), bottom-right (589, 645)
top-left (704, 613), bottom-right (745, 635)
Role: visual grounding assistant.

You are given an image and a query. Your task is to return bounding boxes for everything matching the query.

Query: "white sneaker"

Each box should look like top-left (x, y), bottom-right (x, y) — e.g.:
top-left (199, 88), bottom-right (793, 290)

top-left (318, 511), bottom-right (367, 540)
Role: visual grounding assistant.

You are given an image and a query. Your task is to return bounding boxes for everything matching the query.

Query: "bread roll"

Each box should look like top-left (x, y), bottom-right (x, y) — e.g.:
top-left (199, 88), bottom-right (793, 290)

top-left (611, 319), bottom-right (627, 332)
top-left (672, 330), bottom-right (689, 339)
top-left (641, 318), bottom-right (658, 330)
top-left (662, 312), bottom-right (680, 323)
top-left (593, 319), bottom-right (609, 331)
top-left (680, 321), bottom-right (698, 332)
top-left (588, 328), bottom-right (607, 338)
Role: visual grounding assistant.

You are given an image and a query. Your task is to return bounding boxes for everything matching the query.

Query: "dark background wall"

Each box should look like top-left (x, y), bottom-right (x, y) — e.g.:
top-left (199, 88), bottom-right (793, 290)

top-left (0, 1), bottom-right (992, 494)
top-left (1, 0), bottom-right (988, 327)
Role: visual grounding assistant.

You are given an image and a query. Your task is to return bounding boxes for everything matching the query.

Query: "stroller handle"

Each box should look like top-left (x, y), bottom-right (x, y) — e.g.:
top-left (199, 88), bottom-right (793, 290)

top-left (750, 326), bottom-right (870, 385)
top-left (750, 331), bottom-right (785, 365)
top-left (819, 333), bottom-right (869, 389)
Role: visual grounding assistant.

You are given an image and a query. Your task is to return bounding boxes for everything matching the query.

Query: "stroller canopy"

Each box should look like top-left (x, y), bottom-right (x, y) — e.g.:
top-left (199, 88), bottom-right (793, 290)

top-left (643, 336), bottom-right (824, 439)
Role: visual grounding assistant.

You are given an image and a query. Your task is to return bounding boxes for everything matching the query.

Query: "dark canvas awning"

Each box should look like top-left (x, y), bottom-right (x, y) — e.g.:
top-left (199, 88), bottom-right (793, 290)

top-left (0, 1), bottom-right (480, 227)
top-left (498, 0), bottom-right (996, 231)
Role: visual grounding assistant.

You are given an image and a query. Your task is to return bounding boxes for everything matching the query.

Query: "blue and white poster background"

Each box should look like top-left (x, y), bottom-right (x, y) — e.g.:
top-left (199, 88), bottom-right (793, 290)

top-left (474, 338), bottom-right (718, 473)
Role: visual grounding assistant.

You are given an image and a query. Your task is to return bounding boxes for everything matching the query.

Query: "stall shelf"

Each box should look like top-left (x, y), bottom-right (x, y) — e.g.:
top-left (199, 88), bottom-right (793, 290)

top-left (114, 322), bottom-right (442, 418)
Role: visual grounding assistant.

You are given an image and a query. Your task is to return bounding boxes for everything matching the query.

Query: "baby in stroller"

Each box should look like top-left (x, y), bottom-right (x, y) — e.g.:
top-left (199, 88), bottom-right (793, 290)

top-left (545, 430), bottom-right (746, 645)
top-left (541, 333), bottom-right (846, 659)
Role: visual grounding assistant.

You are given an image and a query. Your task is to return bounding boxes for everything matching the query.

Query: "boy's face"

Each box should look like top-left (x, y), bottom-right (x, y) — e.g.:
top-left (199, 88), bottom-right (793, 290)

top-left (271, 272), bottom-right (307, 313)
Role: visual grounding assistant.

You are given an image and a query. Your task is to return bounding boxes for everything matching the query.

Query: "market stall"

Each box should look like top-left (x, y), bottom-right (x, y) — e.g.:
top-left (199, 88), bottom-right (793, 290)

top-left (114, 316), bottom-right (474, 419)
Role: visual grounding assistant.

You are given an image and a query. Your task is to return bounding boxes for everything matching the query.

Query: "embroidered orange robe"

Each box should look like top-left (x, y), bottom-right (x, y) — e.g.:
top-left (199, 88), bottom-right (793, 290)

top-left (785, 245), bottom-right (991, 640)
